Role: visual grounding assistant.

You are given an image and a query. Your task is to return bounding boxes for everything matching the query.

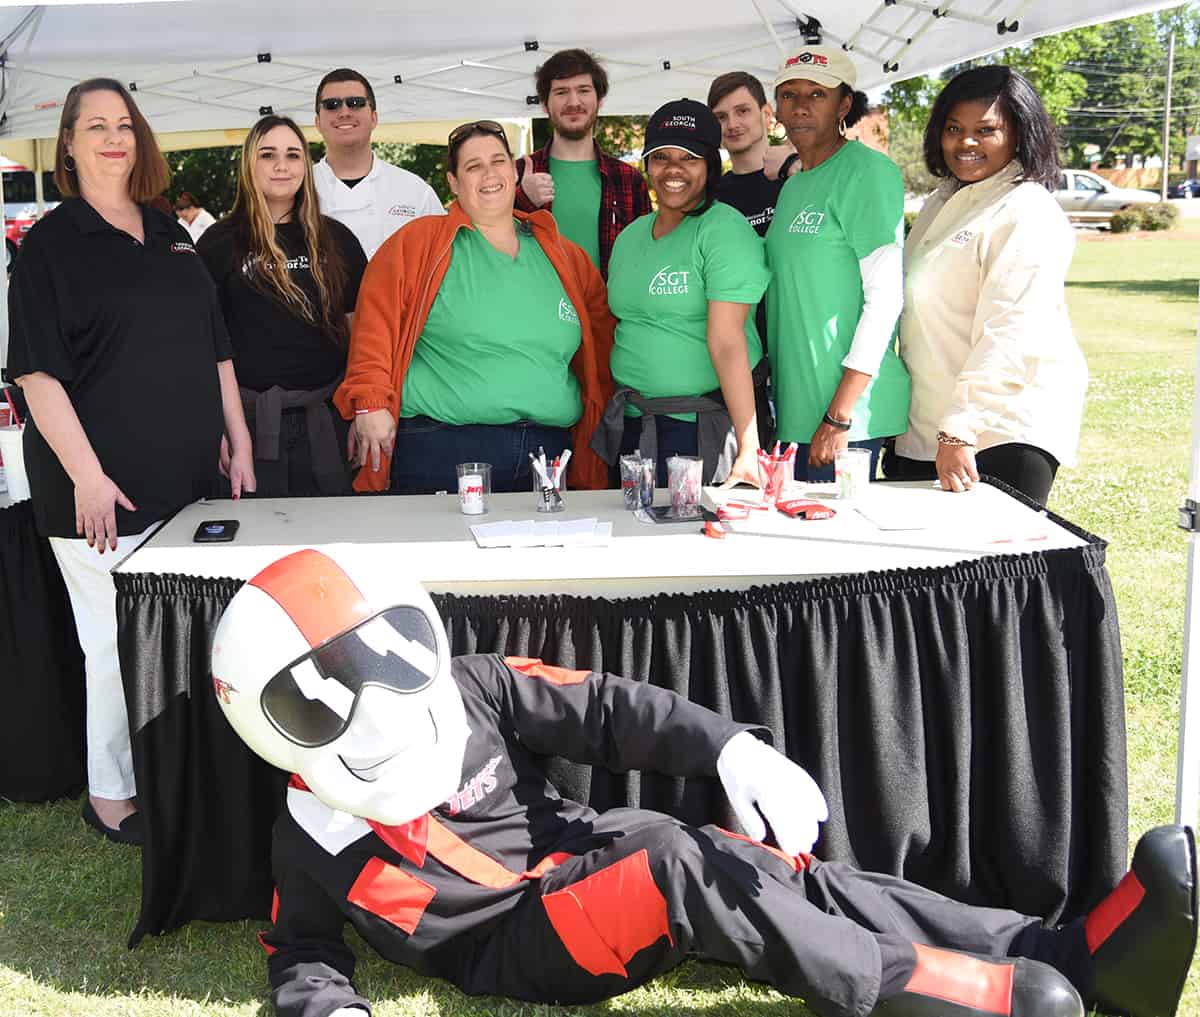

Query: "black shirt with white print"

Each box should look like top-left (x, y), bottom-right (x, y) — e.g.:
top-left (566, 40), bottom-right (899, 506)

top-left (716, 168), bottom-right (784, 238)
top-left (3, 199), bottom-right (232, 537)
top-left (716, 170), bottom-right (782, 360)
top-left (198, 216), bottom-right (367, 392)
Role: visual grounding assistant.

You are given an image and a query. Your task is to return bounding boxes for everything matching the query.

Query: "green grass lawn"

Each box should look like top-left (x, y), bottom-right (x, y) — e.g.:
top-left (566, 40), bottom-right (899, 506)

top-left (1, 230), bottom-right (1198, 1017)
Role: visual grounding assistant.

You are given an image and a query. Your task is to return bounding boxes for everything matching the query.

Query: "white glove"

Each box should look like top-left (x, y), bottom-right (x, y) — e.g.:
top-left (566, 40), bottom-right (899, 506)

top-left (329, 1008), bottom-right (369, 1016)
top-left (716, 731), bottom-right (828, 856)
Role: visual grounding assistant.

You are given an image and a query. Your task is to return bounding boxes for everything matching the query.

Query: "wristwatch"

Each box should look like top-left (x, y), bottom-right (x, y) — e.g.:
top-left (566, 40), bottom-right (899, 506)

top-left (822, 411), bottom-right (852, 431)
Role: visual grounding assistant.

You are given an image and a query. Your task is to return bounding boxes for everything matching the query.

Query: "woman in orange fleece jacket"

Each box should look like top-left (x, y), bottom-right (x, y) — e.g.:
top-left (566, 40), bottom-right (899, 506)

top-left (334, 120), bottom-right (615, 493)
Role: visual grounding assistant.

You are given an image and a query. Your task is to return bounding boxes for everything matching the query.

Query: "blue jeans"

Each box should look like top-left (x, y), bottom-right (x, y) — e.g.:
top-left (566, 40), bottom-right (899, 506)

top-left (789, 438), bottom-right (884, 483)
top-left (617, 415), bottom-right (700, 488)
top-left (389, 416), bottom-right (573, 494)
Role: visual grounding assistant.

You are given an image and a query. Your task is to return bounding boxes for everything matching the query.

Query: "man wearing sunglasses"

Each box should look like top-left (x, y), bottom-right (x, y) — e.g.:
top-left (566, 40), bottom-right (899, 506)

top-left (313, 68), bottom-right (445, 260)
top-left (514, 48), bottom-right (650, 280)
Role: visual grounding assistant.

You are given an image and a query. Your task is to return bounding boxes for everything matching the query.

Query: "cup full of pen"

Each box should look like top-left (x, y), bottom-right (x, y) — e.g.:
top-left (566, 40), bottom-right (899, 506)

top-left (530, 446), bottom-right (569, 513)
top-left (757, 442), bottom-right (798, 504)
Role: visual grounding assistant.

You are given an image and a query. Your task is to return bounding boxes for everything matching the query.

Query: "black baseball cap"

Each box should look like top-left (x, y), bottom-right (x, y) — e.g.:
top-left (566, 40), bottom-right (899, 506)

top-left (642, 99), bottom-right (722, 159)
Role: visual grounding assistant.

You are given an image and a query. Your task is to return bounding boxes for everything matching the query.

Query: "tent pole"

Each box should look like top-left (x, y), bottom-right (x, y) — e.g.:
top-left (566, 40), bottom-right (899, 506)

top-left (1175, 282), bottom-right (1200, 828)
top-left (1161, 31), bottom-right (1175, 203)
top-left (33, 143), bottom-right (44, 217)
top-left (0, 162), bottom-right (7, 367)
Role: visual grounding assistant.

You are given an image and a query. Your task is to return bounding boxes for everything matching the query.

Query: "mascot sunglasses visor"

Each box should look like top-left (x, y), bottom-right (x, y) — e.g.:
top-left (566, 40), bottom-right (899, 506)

top-left (260, 606), bottom-right (441, 747)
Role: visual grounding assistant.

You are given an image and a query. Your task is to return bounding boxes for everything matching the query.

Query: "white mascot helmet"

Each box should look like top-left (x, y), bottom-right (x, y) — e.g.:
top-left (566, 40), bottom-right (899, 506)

top-left (211, 548), bottom-right (470, 825)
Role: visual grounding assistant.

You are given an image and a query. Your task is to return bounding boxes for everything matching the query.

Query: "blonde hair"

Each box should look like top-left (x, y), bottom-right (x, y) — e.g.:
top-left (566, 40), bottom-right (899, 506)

top-left (54, 78), bottom-right (170, 201)
top-left (227, 115), bottom-right (349, 345)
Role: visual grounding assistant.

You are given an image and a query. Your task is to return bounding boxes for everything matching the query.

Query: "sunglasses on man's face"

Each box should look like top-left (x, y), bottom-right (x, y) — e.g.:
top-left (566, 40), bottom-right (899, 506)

top-left (448, 119), bottom-right (507, 148)
top-left (320, 96), bottom-right (370, 112)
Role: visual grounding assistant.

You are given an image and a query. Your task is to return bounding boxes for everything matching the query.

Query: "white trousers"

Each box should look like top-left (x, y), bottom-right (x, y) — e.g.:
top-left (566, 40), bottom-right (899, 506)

top-left (49, 522), bottom-right (160, 800)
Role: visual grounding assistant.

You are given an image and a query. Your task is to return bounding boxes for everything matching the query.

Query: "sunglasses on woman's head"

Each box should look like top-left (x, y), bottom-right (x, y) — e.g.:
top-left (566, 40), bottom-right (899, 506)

top-left (320, 96), bottom-right (370, 112)
top-left (448, 120), bottom-right (507, 147)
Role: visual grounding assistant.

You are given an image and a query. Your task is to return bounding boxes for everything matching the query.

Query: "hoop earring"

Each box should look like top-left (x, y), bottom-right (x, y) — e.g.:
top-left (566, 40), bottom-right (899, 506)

top-left (838, 118), bottom-right (847, 138)
top-left (63, 153), bottom-right (76, 172)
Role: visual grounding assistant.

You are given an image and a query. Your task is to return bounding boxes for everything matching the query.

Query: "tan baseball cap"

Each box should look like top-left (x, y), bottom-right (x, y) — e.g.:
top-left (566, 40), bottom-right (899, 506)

top-left (773, 45), bottom-right (857, 91)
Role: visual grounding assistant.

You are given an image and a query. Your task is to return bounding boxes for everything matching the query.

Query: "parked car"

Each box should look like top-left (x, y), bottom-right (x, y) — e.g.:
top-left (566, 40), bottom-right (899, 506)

top-left (2, 168), bottom-right (62, 271)
top-left (1054, 169), bottom-right (1156, 225)
top-left (1168, 178), bottom-right (1200, 199)
top-left (4, 202), bottom-right (38, 270)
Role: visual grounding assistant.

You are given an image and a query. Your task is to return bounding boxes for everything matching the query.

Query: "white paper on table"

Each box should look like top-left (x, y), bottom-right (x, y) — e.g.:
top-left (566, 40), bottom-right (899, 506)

top-left (469, 518), bottom-right (609, 548)
top-left (852, 498), bottom-right (930, 531)
top-left (853, 485), bottom-right (1054, 544)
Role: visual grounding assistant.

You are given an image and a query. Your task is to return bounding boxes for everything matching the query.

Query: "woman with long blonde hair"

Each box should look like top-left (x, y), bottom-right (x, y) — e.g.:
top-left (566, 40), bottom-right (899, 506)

top-left (199, 114), bottom-right (367, 496)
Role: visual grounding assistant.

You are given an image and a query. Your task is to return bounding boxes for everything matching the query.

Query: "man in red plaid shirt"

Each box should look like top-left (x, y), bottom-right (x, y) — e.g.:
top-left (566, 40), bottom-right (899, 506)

top-left (515, 48), bottom-right (651, 280)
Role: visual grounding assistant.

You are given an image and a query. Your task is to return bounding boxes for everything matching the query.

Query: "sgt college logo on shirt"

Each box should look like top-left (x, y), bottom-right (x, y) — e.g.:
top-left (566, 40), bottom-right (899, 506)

top-left (648, 265), bottom-right (690, 296)
top-left (788, 205), bottom-right (826, 235)
top-left (557, 298), bottom-right (579, 324)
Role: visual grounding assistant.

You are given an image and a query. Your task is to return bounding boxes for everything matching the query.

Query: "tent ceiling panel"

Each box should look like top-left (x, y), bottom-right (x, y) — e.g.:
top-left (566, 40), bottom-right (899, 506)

top-left (0, 0), bottom-right (1185, 139)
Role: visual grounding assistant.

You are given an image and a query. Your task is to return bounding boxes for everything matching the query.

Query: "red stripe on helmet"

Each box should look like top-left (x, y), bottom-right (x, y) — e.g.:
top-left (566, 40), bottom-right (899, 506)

top-left (249, 549), bottom-right (372, 649)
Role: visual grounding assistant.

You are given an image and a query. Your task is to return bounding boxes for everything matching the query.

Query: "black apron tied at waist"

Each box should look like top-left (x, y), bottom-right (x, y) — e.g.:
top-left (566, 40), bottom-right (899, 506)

top-left (239, 378), bottom-right (344, 495)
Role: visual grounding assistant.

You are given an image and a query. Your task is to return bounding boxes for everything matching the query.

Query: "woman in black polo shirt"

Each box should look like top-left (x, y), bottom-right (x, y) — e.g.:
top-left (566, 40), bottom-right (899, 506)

top-left (4, 79), bottom-right (255, 845)
top-left (199, 115), bottom-right (367, 496)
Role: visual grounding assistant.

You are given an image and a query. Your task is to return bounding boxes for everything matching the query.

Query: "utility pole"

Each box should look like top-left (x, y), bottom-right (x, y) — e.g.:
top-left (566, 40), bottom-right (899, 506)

top-left (1162, 31), bottom-right (1176, 202)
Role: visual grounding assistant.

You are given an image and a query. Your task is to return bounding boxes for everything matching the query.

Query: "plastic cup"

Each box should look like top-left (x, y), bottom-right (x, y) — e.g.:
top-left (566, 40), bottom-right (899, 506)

top-left (456, 462), bottom-right (491, 515)
top-left (619, 454), bottom-right (655, 511)
top-left (667, 455), bottom-right (703, 516)
top-left (532, 461), bottom-right (566, 513)
top-left (759, 454), bottom-right (792, 505)
top-left (0, 425), bottom-right (29, 502)
top-left (834, 448), bottom-right (872, 502)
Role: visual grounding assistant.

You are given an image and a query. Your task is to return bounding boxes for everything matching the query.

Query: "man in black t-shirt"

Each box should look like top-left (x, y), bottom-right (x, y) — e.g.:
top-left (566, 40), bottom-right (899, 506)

top-left (708, 72), bottom-right (796, 390)
top-left (708, 71), bottom-right (796, 238)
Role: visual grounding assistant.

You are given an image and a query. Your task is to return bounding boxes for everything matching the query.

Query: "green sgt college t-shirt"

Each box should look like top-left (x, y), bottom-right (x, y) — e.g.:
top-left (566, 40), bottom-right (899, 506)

top-left (401, 223), bottom-right (583, 427)
top-left (765, 140), bottom-right (911, 443)
top-left (608, 201), bottom-right (769, 422)
top-left (549, 157), bottom-right (602, 269)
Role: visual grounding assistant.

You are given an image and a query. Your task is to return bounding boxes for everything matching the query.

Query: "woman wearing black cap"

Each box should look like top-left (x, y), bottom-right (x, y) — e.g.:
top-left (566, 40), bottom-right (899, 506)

top-left (592, 99), bottom-right (770, 488)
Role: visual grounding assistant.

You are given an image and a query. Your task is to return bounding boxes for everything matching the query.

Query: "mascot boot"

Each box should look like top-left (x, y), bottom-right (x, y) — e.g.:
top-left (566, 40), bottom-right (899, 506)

top-left (1085, 825), bottom-right (1197, 1017)
top-left (874, 945), bottom-right (1082, 1017)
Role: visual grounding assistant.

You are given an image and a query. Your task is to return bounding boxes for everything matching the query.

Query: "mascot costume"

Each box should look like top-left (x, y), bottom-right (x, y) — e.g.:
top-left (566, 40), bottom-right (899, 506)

top-left (212, 548), bottom-right (1198, 1017)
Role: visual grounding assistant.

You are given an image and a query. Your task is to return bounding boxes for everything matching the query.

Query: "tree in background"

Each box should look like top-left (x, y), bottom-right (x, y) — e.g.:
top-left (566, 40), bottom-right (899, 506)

top-left (161, 123), bottom-right (652, 218)
top-left (879, 76), bottom-right (941, 196)
top-left (882, 5), bottom-right (1200, 178)
top-left (163, 145), bottom-right (241, 218)
top-left (1068, 15), bottom-right (1168, 166)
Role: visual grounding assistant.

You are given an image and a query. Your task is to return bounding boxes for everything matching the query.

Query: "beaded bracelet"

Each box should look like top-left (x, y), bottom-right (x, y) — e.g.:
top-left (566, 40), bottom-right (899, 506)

top-left (936, 431), bottom-right (974, 447)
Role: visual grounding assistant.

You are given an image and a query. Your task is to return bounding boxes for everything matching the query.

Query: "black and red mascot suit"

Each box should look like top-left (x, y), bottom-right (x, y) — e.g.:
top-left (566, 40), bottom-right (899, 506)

top-left (211, 549), bottom-right (1197, 1017)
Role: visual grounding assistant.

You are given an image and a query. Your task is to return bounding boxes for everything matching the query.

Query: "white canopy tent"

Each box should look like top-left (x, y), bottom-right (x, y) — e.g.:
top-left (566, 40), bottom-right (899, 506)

top-left (0, 0), bottom-right (1197, 827)
top-left (0, 0), bottom-right (1184, 140)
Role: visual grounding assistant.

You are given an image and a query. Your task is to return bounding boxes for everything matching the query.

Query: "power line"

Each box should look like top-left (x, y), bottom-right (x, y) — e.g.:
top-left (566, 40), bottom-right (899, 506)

top-left (1065, 103), bottom-right (1200, 115)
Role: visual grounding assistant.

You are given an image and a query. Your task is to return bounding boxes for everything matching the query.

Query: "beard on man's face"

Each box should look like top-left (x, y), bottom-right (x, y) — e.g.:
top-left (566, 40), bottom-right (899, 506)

top-left (552, 110), bottom-right (597, 141)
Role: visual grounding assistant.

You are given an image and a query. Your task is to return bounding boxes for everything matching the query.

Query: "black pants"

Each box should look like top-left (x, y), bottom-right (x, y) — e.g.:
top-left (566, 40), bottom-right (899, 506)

top-left (456, 809), bottom-right (1067, 1017)
top-left (884, 442), bottom-right (1059, 506)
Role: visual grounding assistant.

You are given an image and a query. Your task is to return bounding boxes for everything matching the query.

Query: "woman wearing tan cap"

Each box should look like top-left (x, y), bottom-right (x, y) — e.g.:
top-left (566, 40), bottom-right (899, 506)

top-left (764, 44), bottom-right (910, 483)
